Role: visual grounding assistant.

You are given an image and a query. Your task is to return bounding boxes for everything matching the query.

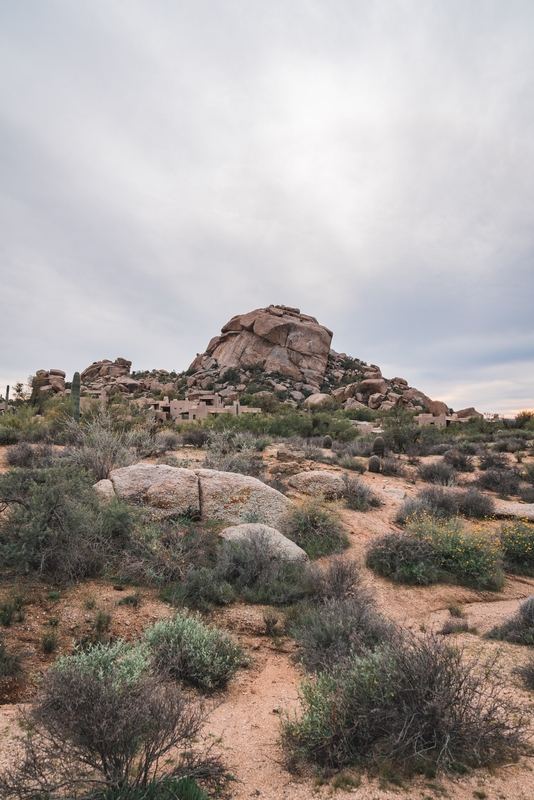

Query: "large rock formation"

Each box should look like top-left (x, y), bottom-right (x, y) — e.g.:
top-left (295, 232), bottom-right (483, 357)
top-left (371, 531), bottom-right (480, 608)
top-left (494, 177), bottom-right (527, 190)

top-left (189, 305), bottom-right (333, 388)
top-left (95, 463), bottom-right (294, 526)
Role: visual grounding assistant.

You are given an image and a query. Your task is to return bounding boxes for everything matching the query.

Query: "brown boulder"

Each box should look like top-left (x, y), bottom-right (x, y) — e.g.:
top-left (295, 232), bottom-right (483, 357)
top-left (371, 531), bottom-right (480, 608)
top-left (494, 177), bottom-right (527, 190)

top-left (360, 378), bottom-right (387, 395)
top-left (457, 407), bottom-right (483, 419)
top-left (190, 305), bottom-right (333, 388)
top-left (427, 400), bottom-right (449, 417)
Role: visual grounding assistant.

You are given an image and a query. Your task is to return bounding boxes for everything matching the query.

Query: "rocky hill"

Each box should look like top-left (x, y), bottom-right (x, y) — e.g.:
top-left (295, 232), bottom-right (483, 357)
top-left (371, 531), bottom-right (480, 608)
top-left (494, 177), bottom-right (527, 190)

top-left (34, 304), bottom-right (478, 417)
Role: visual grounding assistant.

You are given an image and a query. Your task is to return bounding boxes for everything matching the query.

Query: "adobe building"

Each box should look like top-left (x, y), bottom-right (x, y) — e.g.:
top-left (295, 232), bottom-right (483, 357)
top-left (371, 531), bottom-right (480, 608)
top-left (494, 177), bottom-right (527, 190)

top-left (136, 392), bottom-right (261, 422)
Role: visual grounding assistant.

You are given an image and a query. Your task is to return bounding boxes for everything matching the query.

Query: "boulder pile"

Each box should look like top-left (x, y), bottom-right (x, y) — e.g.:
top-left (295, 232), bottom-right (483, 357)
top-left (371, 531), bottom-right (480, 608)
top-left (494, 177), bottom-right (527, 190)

top-left (34, 304), bottom-right (476, 418)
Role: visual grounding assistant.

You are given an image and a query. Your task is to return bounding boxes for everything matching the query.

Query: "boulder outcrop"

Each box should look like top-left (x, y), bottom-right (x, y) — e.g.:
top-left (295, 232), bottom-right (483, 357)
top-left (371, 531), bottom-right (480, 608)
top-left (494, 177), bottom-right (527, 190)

top-left (108, 463), bottom-right (200, 519)
top-left (219, 523), bottom-right (308, 561)
top-left (195, 468), bottom-right (293, 527)
top-left (189, 305), bottom-right (332, 388)
top-left (97, 463), bottom-right (294, 526)
top-left (288, 470), bottom-right (346, 499)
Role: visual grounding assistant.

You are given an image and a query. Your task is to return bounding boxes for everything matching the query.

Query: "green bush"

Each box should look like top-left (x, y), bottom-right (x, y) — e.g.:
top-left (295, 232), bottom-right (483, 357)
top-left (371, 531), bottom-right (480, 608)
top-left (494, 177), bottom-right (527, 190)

top-left (283, 499), bottom-right (349, 559)
top-left (0, 640), bottom-right (223, 799)
top-left (500, 521), bottom-right (534, 575)
top-left (288, 597), bottom-right (398, 673)
top-left (0, 463), bottom-right (134, 583)
top-left (0, 634), bottom-right (22, 681)
top-left (367, 517), bottom-right (504, 591)
top-left (396, 486), bottom-right (493, 524)
top-left (343, 476), bottom-right (381, 512)
top-left (417, 461), bottom-right (458, 486)
top-left (144, 611), bottom-right (246, 691)
top-left (486, 596), bottom-right (534, 645)
top-left (366, 531), bottom-right (439, 585)
top-left (476, 468), bottom-right (520, 497)
top-left (282, 636), bottom-right (525, 771)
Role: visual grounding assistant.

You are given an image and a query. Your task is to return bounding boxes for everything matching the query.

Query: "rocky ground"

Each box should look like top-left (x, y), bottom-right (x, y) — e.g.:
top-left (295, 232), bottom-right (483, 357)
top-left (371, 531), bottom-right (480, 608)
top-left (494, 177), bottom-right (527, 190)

top-left (1, 444), bottom-right (534, 799)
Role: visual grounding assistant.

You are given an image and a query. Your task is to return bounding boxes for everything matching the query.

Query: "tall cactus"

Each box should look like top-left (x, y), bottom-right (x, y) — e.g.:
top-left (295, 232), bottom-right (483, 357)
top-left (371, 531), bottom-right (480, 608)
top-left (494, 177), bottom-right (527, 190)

top-left (71, 372), bottom-right (81, 423)
top-left (4, 385), bottom-right (9, 416)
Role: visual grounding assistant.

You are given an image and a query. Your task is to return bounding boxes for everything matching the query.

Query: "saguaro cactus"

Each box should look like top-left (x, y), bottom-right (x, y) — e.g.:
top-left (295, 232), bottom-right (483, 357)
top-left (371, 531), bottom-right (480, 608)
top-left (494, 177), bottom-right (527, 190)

top-left (71, 372), bottom-right (81, 423)
top-left (4, 385), bottom-right (9, 415)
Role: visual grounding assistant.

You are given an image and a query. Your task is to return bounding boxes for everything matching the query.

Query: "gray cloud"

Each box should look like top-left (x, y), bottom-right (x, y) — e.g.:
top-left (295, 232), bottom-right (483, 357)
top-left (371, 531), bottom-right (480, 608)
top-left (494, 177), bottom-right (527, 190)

top-left (1, 0), bottom-right (533, 413)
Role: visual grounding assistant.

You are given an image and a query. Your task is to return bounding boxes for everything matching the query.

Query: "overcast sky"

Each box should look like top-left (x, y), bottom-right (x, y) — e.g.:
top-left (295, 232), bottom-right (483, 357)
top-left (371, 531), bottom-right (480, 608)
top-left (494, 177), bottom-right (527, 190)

top-left (2, 1), bottom-right (533, 415)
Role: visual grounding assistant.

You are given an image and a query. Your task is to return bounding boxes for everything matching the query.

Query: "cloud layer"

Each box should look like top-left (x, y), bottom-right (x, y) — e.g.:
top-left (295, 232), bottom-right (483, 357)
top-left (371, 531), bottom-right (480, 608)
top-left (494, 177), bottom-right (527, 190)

top-left (1, 1), bottom-right (533, 413)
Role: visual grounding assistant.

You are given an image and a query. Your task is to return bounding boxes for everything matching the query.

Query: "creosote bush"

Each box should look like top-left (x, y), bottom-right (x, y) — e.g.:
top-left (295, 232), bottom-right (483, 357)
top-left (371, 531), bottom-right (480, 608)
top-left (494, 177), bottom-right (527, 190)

top-left (367, 515), bottom-right (504, 591)
top-left (500, 521), bottom-right (534, 575)
top-left (476, 468), bottom-right (520, 497)
top-left (288, 596), bottom-right (398, 673)
top-left (396, 486), bottom-right (493, 524)
top-left (0, 640), bottom-right (224, 799)
top-left (144, 611), bottom-right (246, 691)
top-left (283, 499), bottom-right (349, 558)
top-left (486, 596), bottom-right (534, 645)
top-left (0, 463), bottom-right (134, 583)
top-left (343, 475), bottom-right (381, 512)
top-left (282, 635), bottom-right (526, 772)
top-left (417, 461), bottom-right (458, 486)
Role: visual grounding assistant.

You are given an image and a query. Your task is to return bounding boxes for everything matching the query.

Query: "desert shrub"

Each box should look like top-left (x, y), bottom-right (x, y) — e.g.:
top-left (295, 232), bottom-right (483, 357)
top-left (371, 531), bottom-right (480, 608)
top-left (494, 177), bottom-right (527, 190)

top-left (181, 428), bottom-right (210, 447)
top-left (486, 596), bottom-right (534, 645)
top-left (368, 517), bottom-right (504, 591)
top-left (522, 463), bottom-right (534, 485)
top-left (406, 515), bottom-right (504, 591)
top-left (519, 486), bottom-right (534, 503)
top-left (166, 566), bottom-right (236, 612)
top-left (100, 775), bottom-right (209, 800)
top-left (0, 640), bottom-right (223, 799)
top-left (443, 449), bottom-right (475, 472)
top-left (282, 635), bottom-right (526, 771)
top-left (476, 468), bottom-right (520, 496)
top-left (457, 440), bottom-right (479, 455)
top-left (305, 556), bottom-right (363, 601)
top-left (500, 522), bottom-right (534, 575)
top-left (396, 486), bottom-right (459, 524)
top-left (333, 439), bottom-right (373, 458)
top-left (366, 532), bottom-right (439, 585)
top-left (203, 429), bottom-right (264, 476)
top-left (283, 499), bottom-right (349, 558)
top-left (144, 611), bottom-right (246, 692)
top-left (338, 456), bottom-right (366, 473)
top-left (0, 427), bottom-right (20, 445)
top-left (493, 435), bottom-right (530, 453)
top-left (215, 532), bottom-right (309, 606)
top-left (518, 654), bottom-right (534, 690)
top-left (288, 597), bottom-right (397, 673)
top-left (343, 476), bottom-right (381, 512)
top-left (380, 456), bottom-right (405, 477)
top-left (417, 461), bottom-right (458, 486)
top-left (118, 523), bottom-right (219, 586)
top-left (5, 442), bottom-right (57, 469)
top-left (0, 463), bottom-right (134, 583)
top-left (62, 410), bottom-right (139, 480)
top-left (438, 618), bottom-right (471, 635)
top-left (0, 634), bottom-right (22, 681)
top-left (455, 487), bottom-right (494, 518)
top-left (0, 594), bottom-right (25, 627)
top-left (398, 486), bottom-right (493, 523)
top-left (479, 451), bottom-right (509, 470)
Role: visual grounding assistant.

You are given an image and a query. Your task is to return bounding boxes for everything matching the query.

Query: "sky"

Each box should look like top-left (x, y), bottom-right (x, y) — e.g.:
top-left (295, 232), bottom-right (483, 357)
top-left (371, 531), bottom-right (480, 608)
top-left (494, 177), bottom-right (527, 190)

top-left (1, 0), bottom-right (533, 416)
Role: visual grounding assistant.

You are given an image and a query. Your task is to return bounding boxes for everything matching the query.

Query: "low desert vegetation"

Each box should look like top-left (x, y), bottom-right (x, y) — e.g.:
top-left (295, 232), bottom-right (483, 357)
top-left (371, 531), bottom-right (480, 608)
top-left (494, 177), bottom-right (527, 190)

top-left (282, 498), bottom-right (349, 558)
top-left (396, 486), bottom-right (494, 523)
top-left (486, 596), bottom-right (534, 645)
top-left (342, 475), bottom-right (381, 512)
top-left (0, 640), bottom-right (224, 799)
top-left (282, 634), bottom-right (527, 773)
top-left (366, 515), bottom-right (504, 590)
top-left (144, 611), bottom-right (247, 691)
top-left (499, 520), bottom-right (534, 575)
